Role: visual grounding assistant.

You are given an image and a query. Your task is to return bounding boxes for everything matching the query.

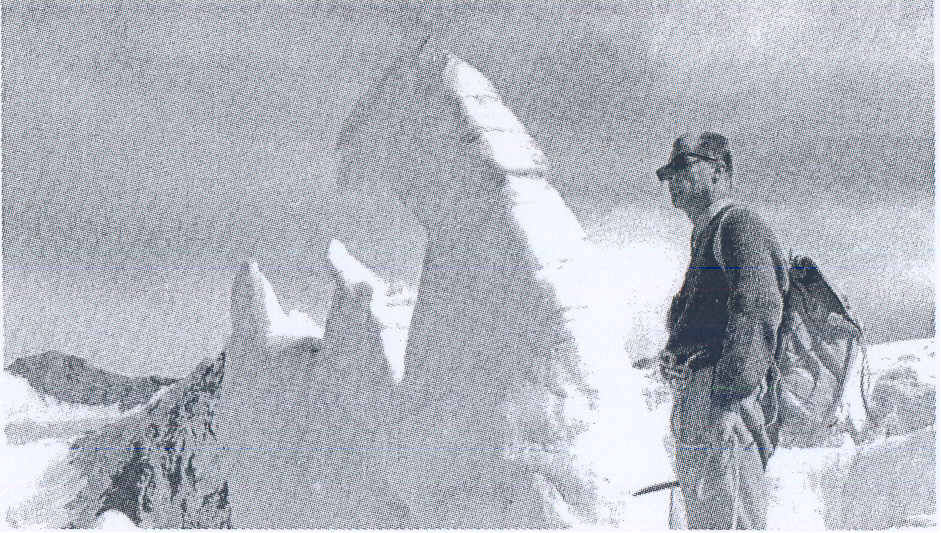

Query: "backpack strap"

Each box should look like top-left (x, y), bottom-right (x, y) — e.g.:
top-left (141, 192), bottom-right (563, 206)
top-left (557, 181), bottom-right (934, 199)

top-left (707, 203), bottom-right (739, 272)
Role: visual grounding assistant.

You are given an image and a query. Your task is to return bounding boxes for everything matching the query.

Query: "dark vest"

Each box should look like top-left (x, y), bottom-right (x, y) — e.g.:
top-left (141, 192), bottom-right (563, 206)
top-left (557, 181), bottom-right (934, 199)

top-left (665, 204), bottom-right (736, 369)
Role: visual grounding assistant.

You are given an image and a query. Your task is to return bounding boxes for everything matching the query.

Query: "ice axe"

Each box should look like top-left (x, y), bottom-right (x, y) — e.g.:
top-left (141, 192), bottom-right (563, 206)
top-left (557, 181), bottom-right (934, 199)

top-left (632, 480), bottom-right (679, 497)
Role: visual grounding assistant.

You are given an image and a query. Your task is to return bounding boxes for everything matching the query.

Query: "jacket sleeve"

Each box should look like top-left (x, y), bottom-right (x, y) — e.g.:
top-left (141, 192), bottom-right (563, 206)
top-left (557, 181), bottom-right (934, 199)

top-left (712, 210), bottom-right (785, 405)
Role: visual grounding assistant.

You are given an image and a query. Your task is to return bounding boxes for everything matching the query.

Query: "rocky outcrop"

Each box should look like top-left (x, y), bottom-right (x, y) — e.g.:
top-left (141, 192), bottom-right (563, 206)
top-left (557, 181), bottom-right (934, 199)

top-left (5, 351), bottom-right (176, 412)
top-left (64, 353), bottom-right (229, 528)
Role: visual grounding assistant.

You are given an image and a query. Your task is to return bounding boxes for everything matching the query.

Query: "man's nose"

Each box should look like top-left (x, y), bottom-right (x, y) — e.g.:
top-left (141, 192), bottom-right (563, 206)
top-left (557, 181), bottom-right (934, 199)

top-left (656, 166), bottom-right (671, 181)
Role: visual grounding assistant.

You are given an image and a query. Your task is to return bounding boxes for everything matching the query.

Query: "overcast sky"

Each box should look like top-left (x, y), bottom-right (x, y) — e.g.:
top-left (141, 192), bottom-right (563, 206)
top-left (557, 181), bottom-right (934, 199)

top-left (3, 1), bottom-right (933, 376)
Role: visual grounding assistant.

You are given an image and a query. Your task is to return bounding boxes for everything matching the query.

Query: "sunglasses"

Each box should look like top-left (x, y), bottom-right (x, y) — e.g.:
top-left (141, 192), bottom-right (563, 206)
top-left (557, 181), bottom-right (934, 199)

top-left (656, 152), bottom-right (721, 181)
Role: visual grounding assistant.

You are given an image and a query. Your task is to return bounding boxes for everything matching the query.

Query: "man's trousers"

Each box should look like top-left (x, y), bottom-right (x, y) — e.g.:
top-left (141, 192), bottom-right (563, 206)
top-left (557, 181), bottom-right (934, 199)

top-left (669, 365), bottom-right (771, 529)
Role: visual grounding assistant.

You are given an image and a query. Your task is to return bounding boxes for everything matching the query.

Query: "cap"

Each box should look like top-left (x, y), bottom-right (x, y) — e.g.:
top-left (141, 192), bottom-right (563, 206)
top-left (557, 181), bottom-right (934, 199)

top-left (656, 132), bottom-right (732, 181)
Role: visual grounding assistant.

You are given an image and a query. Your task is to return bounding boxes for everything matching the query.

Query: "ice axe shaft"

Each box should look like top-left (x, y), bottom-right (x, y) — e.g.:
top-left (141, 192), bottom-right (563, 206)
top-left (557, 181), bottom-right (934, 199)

top-left (632, 480), bottom-right (679, 497)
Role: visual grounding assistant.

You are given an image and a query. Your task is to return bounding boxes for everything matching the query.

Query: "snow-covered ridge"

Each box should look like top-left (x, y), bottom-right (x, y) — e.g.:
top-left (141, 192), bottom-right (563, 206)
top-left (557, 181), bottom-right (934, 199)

top-left (2, 371), bottom-right (125, 428)
top-left (5, 352), bottom-right (177, 411)
top-left (2, 369), bottom-right (176, 453)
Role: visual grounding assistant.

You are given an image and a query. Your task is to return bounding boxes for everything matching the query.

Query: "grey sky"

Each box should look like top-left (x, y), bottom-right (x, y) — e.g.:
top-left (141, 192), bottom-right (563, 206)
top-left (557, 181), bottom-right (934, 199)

top-left (2, 1), bottom-right (933, 376)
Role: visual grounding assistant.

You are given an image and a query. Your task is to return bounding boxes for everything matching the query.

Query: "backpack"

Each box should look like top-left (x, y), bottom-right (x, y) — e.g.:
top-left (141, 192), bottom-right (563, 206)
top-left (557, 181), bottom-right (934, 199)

top-left (769, 254), bottom-right (871, 447)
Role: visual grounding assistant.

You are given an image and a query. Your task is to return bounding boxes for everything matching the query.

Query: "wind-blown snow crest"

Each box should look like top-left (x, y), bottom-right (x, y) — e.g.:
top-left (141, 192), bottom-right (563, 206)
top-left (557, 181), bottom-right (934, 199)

top-left (336, 43), bottom-right (678, 528)
top-left (443, 51), bottom-right (677, 527)
top-left (243, 261), bottom-right (323, 338)
top-left (328, 239), bottom-right (414, 382)
top-left (507, 174), bottom-right (677, 527)
top-left (218, 258), bottom-right (404, 527)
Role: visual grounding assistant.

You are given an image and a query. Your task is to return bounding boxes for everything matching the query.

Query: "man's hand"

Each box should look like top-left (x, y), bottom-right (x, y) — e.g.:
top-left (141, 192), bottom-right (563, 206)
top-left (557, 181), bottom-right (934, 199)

top-left (658, 348), bottom-right (681, 380)
top-left (631, 349), bottom-right (674, 375)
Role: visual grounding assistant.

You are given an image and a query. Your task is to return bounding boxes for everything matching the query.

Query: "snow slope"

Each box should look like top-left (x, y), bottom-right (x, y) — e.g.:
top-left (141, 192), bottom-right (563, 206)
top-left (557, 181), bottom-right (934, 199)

top-left (765, 338), bottom-right (936, 529)
top-left (0, 435), bottom-right (82, 529)
top-left (766, 424), bottom-right (935, 530)
top-left (1, 370), bottom-right (131, 528)
top-left (1, 264), bottom-right (933, 529)
top-left (2, 370), bottom-right (172, 445)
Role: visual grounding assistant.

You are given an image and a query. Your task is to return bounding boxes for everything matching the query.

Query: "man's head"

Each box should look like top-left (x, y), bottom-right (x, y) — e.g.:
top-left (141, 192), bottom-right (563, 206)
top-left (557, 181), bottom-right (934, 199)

top-left (657, 132), bottom-right (733, 217)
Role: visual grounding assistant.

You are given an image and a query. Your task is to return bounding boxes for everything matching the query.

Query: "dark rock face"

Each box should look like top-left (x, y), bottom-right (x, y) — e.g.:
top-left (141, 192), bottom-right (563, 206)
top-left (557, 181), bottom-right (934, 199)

top-left (6, 351), bottom-right (177, 411)
top-left (66, 353), bottom-right (230, 528)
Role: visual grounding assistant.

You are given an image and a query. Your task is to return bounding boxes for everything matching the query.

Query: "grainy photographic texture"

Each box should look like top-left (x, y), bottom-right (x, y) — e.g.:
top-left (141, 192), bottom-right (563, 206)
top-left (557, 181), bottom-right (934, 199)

top-left (1, 1), bottom-right (934, 529)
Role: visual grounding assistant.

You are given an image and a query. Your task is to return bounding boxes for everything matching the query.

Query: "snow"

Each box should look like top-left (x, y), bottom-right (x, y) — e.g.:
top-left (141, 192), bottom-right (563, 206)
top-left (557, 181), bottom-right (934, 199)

top-left (0, 371), bottom-right (99, 528)
top-left (443, 55), bottom-right (546, 175)
top-left (506, 176), bottom-right (679, 528)
top-left (864, 337), bottom-right (935, 436)
top-left (866, 337), bottom-right (936, 380)
top-left (442, 53), bottom-right (498, 99)
top-left (767, 424), bottom-right (936, 529)
top-left (766, 435), bottom-right (856, 529)
top-left (0, 39), bottom-right (934, 530)
top-left (2, 371), bottom-right (126, 426)
top-left (218, 262), bottom-right (330, 526)
top-left (333, 42), bottom-right (936, 528)
top-left (0, 437), bottom-right (76, 529)
top-left (764, 338), bottom-right (937, 529)
top-left (459, 95), bottom-right (528, 134)
top-left (95, 510), bottom-right (139, 529)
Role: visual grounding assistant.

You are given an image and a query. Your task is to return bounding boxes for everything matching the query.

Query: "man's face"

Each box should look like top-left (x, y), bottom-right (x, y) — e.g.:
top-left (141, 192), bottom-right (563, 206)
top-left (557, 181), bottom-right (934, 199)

top-left (661, 153), bottom-right (714, 213)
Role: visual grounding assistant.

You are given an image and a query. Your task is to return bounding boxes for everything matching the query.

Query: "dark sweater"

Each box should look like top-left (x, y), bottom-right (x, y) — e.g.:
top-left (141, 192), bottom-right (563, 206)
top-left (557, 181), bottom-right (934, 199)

top-left (666, 204), bottom-right (789, 405)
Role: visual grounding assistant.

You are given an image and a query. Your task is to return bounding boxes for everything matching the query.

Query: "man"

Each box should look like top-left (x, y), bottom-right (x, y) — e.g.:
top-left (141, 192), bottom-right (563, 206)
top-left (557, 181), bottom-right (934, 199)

top-left (656, 132), bottom-right (788, 529)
